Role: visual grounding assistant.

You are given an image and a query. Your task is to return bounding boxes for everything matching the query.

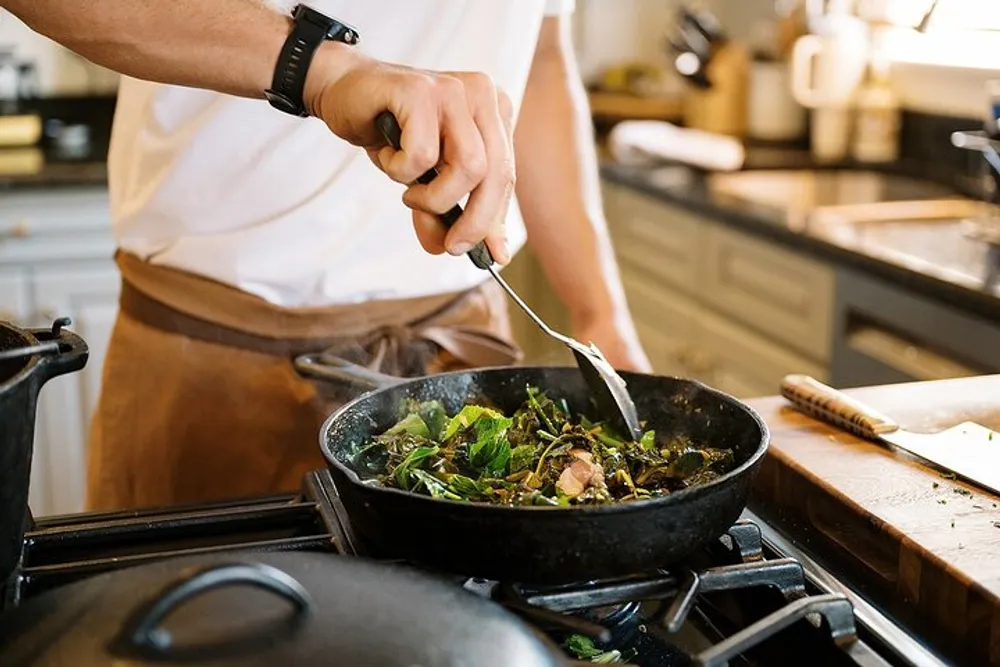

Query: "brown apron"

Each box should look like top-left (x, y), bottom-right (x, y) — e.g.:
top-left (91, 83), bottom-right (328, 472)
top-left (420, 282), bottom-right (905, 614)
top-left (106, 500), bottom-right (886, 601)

top-left (85, 251), bottom-right (522, 512)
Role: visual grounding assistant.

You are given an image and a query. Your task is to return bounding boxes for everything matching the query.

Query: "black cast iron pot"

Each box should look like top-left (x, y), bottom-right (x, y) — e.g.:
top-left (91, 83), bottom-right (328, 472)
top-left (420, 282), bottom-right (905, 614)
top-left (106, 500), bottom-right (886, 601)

top-left (0, 317), bottom-right (88, 587)
top-left (0, 550), bottom-right (607, 667)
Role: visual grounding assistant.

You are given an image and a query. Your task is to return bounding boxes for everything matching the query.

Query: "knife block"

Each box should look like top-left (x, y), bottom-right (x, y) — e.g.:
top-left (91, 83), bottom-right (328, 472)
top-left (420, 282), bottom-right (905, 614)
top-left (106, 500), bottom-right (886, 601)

top-left (682, 41), bottom-right (749, 139)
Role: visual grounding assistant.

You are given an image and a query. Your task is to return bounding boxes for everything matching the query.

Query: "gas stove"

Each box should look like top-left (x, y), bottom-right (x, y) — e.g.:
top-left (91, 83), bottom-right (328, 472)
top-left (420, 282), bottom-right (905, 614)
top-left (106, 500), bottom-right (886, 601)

top-left (2, 469), bottom-right (949, 667)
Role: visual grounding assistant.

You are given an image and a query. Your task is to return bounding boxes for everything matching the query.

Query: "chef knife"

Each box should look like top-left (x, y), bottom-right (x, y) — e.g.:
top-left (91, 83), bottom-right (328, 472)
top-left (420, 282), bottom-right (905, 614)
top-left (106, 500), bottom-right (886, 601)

top-left (780, 374), bottom-right (1000, 497)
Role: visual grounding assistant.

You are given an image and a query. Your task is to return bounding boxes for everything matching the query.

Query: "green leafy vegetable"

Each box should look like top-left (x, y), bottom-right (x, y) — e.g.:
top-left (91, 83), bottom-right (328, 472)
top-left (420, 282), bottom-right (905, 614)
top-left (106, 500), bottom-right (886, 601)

top-left (384, 413), bottom-right (430, 438)
top-left (563, 634), bottom-right (624, 663)
top-left (392, 445), bottom-right (439, 490)
top-left (402, 399), bottom-right (448, 440)
top-left (639, 429), bottom-right (656, 451)
top-left (357, 386), bottom-right (735, 506)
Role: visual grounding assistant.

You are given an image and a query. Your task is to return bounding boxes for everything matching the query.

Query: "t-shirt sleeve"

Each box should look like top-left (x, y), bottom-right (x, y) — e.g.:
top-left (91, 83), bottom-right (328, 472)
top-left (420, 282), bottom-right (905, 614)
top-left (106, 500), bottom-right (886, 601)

top-left (544, 0), bottom-right (576, 15)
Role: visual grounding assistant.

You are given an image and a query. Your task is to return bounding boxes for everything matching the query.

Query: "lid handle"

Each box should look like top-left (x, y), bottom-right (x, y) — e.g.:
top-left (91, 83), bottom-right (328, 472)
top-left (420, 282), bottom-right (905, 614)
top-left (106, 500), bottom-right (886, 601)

top-left (123, 562), bottom-right (314, 653)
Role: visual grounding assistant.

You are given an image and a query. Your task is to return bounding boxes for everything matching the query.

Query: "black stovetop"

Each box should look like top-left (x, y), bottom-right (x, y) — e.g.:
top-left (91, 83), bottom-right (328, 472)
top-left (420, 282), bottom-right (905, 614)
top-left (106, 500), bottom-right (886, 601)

top-left (2, 469), bottom-right (951, 667)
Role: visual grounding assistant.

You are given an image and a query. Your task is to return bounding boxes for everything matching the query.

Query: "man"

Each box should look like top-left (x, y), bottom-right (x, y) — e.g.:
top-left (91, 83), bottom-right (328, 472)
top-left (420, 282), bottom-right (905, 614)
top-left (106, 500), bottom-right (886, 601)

top-left (4, 0), bottom-right (649, 510)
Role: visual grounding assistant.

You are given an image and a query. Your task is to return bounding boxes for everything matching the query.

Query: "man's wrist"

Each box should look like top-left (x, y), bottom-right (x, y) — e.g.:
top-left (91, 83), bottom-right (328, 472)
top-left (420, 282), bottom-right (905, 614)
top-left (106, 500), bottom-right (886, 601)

top-left (302, 41), bottom-right (366, 117)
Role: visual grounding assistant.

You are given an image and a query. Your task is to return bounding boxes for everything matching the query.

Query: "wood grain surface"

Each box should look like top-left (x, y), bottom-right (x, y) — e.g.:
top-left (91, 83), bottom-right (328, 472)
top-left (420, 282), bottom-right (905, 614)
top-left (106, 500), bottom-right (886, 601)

top-left (747, 374), bottom-right (1000, 666)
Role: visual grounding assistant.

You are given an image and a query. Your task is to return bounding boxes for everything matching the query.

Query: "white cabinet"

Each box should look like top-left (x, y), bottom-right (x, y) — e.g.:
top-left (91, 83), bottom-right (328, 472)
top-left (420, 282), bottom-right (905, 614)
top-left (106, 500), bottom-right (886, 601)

top-left (0, 185), bottom-right (118, 517)
top-left (31, 265), bottom-right (120, 516)
top-left (602, 180), bottom-right (834, 399)
top-left (0, 267), bottom-right (31, 322)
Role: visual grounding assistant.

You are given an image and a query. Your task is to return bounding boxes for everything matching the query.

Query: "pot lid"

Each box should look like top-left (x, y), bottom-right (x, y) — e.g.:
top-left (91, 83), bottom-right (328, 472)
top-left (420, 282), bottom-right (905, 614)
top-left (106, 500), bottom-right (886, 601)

top-left (0, 551), bottom-right (569, 667)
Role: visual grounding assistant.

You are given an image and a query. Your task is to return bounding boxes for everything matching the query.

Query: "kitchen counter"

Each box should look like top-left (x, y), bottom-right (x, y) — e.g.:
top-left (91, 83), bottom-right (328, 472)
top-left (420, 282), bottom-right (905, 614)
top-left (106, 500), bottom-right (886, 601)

top-left (601, 159), bottom-right (1000, 323)
top-left (0, 96), bottom-right (113, 191)
top-left (747, 374), bottom-right (1000, 667)
top-left (0, 154), bottom-right (107, 190)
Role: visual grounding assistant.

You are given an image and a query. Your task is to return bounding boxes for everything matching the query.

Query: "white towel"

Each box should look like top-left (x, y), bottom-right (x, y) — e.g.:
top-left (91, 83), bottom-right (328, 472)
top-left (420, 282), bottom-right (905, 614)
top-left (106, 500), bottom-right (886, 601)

top-left (607, 120), bottom-right (746, 172)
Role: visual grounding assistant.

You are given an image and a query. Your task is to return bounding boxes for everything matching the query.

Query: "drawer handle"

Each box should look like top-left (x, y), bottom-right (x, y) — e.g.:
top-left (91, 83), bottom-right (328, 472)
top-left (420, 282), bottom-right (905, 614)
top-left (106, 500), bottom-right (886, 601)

top-left (2, 219), bottom-right (32, 241)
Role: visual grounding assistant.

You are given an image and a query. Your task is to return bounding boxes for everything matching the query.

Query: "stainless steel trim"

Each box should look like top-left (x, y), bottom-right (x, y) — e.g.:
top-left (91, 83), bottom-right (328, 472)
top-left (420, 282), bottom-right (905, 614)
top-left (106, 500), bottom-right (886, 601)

top-left (741, 509), bottom-right (953, 667)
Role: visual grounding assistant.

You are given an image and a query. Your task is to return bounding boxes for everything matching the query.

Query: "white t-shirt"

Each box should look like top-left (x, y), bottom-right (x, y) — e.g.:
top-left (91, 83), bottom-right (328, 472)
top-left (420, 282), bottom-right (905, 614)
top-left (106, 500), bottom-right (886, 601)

top-left (107, 0), bottom-right (575, 308)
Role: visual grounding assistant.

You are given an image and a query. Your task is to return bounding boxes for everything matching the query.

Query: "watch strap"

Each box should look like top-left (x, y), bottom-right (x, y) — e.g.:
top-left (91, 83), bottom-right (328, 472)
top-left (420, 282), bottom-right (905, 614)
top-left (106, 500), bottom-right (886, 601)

top-left (265, 5), bottom-right (359, 117)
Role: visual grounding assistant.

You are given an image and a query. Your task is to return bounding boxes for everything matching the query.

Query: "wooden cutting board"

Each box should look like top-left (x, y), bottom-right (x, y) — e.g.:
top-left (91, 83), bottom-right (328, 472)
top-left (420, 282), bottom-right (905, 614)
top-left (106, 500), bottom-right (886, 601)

top-left (747, 374), bottom-right (1000, 667)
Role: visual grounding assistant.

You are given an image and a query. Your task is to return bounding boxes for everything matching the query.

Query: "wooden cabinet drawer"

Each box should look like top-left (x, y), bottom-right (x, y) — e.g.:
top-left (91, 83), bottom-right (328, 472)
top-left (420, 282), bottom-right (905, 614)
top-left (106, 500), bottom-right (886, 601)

top-left (0, 186), bottom-right (111, 237)
top-left (620, 270), bottom-right (699, 377)
top-left (702, 224), bottom-right (834, 362)
top-left (694, 306), bottom-right (828, 399)
top-left (605, 185), bottom-right (704, 295)
top-left (0, 231), bottom-right (115, 265)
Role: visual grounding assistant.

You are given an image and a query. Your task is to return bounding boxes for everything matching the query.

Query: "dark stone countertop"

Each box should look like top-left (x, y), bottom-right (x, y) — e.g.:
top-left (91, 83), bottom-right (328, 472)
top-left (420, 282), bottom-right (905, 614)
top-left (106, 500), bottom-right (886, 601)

top-left (600, 157), bottom-right (1000, 323)
top-left (0, 95), bottom-right (112, 192)
top-left (0, 155), bottom-right (107, 191)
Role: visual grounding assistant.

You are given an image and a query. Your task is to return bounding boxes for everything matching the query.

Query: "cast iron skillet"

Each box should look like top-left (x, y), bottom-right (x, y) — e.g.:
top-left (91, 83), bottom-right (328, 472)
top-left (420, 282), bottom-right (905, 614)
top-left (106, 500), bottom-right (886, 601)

top-left (295, 355), bottom-right (770, 585)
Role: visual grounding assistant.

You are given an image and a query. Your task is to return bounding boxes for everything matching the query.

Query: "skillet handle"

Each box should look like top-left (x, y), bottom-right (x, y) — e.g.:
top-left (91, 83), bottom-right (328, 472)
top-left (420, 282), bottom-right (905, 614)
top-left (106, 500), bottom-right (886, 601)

top-left (374, 110), bottom-right (494, 270)
top-left (293, 353), bottom-right (406, 391)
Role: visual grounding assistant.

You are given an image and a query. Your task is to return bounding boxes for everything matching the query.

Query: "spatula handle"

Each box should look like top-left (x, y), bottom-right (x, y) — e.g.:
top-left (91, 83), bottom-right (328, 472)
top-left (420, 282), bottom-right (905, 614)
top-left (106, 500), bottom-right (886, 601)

top-left (780, 374), bottom-right (899, 441)
top-left (374, 111), bottom-right (493, 270)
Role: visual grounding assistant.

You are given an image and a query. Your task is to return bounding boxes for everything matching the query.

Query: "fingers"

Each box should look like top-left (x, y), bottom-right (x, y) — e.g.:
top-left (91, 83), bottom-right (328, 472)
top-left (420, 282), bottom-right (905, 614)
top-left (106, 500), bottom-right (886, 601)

top-left (401, 77), bottom-right (487, 217)
top-left (377, 81), bottom-right (441, 184)
top-left (481, 90), bottom-right (516, 265)
top-left (361, 68), bottom-right (515, 262)
top-left (412, 211), bottom-right (448, 255)
top-left (438, 73), bottom-right (514, 262)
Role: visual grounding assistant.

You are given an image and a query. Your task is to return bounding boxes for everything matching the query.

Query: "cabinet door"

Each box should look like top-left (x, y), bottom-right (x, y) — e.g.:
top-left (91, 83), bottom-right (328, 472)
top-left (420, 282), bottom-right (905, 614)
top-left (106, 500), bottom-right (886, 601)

top-left (29, 263), bottom-right (120, 517)
top-left (693, 306), bottom-right (828, 399)
top-left (0, 267), bottom-right (31, 324)
top-left (619, 269), bottom-right (699, 378)
top-left (701, 224), bottom-right (835, 363)
top-left (603, 182), bottom-right (705, 296)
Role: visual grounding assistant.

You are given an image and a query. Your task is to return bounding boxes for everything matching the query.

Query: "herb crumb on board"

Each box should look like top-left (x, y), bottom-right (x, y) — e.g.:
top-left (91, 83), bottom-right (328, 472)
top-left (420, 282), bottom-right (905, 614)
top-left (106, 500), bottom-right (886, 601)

top-left (940, 472), bottom-right (957, 480)
top-left (953, 487), bottom-right (972, 496)
top-left (993, 520), bottom-right (1000, 529)
top-left (938, 499), bottom-right (947, 505)
top-left (932, 482), bottom-right (939, 489)
top-left (951, 519), bottom-right (955, 528)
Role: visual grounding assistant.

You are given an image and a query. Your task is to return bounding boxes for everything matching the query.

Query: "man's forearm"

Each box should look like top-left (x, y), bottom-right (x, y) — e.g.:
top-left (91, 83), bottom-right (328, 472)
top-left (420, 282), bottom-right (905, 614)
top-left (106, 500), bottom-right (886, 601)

top-left (0, 0), bottom-right (350, 99)
top-left (513, 17), bottom-right (630, 328)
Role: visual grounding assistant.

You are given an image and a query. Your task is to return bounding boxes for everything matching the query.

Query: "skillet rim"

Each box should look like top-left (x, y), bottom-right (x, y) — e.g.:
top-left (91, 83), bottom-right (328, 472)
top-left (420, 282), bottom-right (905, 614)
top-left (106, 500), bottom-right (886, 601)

top-left (317, 366), bottom-right (770, 515)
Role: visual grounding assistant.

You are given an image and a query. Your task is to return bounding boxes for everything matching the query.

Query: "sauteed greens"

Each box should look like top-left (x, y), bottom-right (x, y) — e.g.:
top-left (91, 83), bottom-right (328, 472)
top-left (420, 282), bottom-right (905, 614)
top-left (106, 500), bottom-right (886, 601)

top-left (563, 634), bottom-right (626, 663)
top-left (350, 386), bottom-right (734, 506)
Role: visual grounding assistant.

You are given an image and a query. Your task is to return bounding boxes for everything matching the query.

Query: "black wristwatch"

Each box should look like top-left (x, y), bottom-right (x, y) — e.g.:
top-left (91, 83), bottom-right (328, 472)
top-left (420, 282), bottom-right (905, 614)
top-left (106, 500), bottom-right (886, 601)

top-left (265, 4), bottom-right (360, 117)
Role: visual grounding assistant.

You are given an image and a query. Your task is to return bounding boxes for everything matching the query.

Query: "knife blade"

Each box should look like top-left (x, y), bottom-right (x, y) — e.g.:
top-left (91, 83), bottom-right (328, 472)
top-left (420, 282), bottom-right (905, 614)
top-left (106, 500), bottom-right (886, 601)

top-left (780, 374), bottom-right (1000, 497)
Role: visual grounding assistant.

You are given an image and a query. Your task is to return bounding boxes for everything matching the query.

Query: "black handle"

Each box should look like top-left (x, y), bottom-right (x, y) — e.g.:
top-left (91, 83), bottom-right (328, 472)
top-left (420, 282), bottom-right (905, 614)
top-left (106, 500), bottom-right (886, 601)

top-left (294, 352), bottom-right (408, 391)
top-left (375, 110), bottom-right (494, 270)
top-left (31, 317), bottom-right (89, 385)
top-left (125, 563), bottom-right (313, 652)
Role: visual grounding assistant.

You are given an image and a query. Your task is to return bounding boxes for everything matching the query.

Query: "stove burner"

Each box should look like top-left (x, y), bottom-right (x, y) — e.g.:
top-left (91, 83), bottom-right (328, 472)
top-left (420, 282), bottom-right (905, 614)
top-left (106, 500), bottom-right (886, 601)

top-left (2, 469), bottom-right (948, 667)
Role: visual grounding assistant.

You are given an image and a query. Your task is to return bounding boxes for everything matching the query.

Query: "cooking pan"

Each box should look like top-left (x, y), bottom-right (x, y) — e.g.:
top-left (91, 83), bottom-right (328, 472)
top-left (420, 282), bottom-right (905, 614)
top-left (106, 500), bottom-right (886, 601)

top-left (1, 317), bottom-right (88, 588)
top-left (0, 550), bottom-right (607, 667)
top-left (295, 355), bottom-right (769, 584)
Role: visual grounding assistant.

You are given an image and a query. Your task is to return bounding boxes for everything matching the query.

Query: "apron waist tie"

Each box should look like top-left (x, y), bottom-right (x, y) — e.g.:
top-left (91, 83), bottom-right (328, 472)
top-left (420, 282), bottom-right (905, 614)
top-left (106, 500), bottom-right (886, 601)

top-left (119, 279), bottom-right (521, 373)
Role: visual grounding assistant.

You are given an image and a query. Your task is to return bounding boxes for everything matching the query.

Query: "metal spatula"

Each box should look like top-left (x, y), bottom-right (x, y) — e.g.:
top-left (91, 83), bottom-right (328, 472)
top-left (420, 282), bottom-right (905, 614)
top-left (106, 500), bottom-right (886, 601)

top-left (375, 111), bottom-right (643, 442)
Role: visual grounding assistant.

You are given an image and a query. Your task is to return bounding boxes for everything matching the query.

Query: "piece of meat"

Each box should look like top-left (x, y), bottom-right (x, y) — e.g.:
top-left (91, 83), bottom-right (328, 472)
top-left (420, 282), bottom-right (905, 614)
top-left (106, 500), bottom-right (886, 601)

top-left (556, 449), bottom-right (606, 498)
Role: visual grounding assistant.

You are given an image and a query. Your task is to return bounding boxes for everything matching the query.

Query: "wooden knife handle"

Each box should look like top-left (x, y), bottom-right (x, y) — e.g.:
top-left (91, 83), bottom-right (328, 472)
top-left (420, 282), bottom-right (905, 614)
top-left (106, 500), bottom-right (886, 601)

top-left (780, 374), bottom-right (899, 441)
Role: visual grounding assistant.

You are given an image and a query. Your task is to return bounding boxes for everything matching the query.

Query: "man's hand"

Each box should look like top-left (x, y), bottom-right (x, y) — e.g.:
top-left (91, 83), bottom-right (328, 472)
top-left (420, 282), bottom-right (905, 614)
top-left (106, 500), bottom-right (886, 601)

top-left (305, 44), bottom-right (515, 264)
top-left (2, 0), bottom-right (515, 264)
